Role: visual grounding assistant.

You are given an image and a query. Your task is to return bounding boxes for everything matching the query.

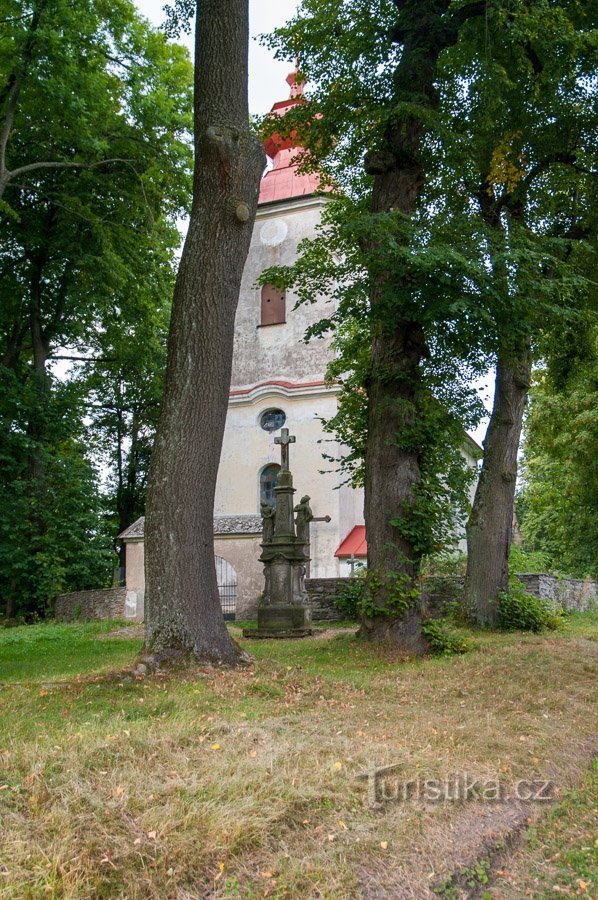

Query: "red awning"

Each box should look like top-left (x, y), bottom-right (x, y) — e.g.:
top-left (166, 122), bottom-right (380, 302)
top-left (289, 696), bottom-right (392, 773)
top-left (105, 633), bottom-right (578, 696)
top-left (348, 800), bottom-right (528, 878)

top-left (335, 525), bottom-right (367, 558)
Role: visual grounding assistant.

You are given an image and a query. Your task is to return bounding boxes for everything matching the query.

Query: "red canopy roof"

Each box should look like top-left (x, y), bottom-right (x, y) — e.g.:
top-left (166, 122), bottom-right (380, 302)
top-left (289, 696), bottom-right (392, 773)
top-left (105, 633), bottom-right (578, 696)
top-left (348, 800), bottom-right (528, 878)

top-left (335, 525), bottom-right (367, 558)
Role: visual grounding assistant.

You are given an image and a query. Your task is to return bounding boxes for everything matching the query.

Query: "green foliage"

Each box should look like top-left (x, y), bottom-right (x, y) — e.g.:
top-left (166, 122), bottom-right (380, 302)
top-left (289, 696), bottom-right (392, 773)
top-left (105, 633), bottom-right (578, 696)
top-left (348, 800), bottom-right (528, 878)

top-left (0, 1), bottom-right (193, 616)
top-left (508, 544), bottom-right (552, 576)
top-left (0, 374), bottom-right (115, 617)
top-left (334, 573), bottom-right (367, 620)
top-left (263, 0), bottom-right (595, 631)
top-left (421, 552), bottom-right (468, 577)
top-left (517, 333), bottom-right (598, 577)
top-left (421, 618), bottom-right (472, 657)
top-left (498, 577), bottom-right (565, 633)
top-left (356, 569), bottom-right (421, 618)
top-left (260, 196), bottom-right (483, 567)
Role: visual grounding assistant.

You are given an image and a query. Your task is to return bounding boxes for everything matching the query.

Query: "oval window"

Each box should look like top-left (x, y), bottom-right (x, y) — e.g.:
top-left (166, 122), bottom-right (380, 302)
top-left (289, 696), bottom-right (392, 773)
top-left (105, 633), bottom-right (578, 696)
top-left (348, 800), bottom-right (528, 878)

top-left (260, 409), bottom-right (286, 432)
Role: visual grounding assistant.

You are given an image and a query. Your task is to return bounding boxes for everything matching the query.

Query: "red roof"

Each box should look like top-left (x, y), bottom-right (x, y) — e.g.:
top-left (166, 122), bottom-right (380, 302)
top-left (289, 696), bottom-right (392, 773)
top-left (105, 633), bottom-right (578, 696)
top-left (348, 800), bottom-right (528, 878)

top-left (335, 525), bottom-right (367, 558)
top-left (259, 66), bottom-right (321, 205)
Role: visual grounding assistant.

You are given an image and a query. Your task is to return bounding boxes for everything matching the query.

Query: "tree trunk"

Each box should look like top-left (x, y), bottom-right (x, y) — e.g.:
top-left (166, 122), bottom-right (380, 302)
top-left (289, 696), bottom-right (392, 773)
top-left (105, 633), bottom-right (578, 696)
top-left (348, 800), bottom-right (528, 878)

top-left (358, 0), bottom-right (486, 651)
top-left (360, 316), bottom-right (430, 654)
top-left (464, 345), bottom-right (532, 625)
top-left (144, 0), bottom-right (264, 667)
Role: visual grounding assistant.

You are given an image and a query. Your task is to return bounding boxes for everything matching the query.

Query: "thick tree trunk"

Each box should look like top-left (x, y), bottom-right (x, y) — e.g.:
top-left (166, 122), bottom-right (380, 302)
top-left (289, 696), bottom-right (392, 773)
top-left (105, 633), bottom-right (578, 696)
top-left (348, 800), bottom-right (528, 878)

top-left (358, 0), bottom-right (486, 651)
top-left (465, 345), bottom-right (532, 625)
top-left (144, 0), bottom-right (264, 666)
top-left (360, 317), bottom-right (430, 654)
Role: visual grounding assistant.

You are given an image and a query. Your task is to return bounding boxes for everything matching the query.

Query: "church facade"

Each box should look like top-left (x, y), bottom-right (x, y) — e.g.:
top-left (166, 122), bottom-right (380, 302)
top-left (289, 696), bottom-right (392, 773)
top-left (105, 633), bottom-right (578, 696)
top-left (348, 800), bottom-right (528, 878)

top-left (119, 69), bottom-right (481, 621)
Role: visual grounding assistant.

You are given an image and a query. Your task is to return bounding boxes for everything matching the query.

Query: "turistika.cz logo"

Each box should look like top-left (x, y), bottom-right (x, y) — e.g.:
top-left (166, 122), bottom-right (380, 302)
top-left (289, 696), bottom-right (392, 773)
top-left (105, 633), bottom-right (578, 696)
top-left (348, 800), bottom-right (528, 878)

top-left (356, 764), bottom-right (555, 808)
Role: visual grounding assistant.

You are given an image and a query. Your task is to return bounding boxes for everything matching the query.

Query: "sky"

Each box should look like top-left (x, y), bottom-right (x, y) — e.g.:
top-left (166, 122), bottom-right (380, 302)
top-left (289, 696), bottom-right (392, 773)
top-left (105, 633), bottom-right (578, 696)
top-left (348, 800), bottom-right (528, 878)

top-left (134, 0), bottom-right (301, 116)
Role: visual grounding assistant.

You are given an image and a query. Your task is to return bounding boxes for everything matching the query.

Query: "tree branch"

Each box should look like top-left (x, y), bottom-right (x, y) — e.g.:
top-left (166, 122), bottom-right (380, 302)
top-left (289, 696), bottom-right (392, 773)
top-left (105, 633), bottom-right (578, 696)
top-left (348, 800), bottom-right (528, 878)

top-left (49, 355), bottom-right (117, 363)
top-left (2, 157), bottom-right (131, 191)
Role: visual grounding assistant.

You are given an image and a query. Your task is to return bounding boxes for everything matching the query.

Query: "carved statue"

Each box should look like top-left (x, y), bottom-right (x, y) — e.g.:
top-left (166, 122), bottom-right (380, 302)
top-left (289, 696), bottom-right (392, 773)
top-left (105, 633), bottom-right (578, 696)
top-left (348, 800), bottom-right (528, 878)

top-left (294, 495), bottom-right (314, 545)
top-left (260, 501), bottom-right (275, 543)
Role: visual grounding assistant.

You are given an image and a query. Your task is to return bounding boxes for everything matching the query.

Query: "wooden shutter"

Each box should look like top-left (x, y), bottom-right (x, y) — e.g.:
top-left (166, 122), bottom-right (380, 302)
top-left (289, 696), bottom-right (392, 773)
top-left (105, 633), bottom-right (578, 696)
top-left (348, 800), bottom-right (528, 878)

top-left (261, 284), bottom-right (286, 325)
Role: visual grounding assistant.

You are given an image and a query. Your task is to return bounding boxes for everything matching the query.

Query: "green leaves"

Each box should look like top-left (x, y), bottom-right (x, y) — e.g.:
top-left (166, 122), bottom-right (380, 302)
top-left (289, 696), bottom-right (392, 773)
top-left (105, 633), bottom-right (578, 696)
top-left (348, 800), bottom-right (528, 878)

top-left (0, 0), bottom-right (193, 616)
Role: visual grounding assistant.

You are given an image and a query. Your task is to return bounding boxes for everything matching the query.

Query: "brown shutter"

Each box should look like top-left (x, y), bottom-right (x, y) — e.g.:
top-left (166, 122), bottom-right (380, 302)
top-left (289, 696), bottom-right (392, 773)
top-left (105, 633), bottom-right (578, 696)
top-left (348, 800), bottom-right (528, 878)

top-left (260, 284), bottom-right (286, 325)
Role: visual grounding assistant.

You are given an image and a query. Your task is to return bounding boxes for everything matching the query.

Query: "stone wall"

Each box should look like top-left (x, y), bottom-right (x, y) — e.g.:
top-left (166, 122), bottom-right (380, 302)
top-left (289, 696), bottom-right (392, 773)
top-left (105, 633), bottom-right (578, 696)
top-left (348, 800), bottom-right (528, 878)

top-left (54, 588), bottom-right (145, 622)
top-left (55, 588), bottom-right (127, 622)
top-left (53, 573), bottom-right (596, 625)
top-left (516, 574), bottom-right (597, 612)
top-left (306, 578), bottom-right (351, 622)
top-left (305, 573), bottom-right (598, 622)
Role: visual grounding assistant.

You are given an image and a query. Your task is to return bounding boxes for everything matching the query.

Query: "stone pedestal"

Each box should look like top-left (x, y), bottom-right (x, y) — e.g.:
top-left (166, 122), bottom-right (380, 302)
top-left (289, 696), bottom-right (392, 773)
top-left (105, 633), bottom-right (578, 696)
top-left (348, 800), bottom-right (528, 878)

top-left (244, 469), bottom-right (312, 638)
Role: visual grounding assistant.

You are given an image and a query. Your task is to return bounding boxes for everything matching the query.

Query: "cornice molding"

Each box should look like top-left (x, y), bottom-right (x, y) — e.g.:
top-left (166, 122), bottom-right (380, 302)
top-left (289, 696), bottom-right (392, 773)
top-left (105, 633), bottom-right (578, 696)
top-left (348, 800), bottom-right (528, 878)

top-left (228, 379), bottom-right (339, 406)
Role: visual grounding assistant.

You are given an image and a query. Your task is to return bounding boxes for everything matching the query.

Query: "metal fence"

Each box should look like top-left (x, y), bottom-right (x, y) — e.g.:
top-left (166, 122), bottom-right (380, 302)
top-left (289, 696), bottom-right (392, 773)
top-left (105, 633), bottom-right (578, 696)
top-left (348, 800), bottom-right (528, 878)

top-left (215, 556), bottom-right (237, 621)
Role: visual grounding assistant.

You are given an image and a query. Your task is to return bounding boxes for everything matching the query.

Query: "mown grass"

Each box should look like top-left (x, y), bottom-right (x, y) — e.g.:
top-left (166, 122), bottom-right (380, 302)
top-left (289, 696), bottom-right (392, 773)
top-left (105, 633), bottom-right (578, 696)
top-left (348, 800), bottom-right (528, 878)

top-left (0, 620), bottom-right (143, 684)
top-left (0, 614), bottom-right (596, 898)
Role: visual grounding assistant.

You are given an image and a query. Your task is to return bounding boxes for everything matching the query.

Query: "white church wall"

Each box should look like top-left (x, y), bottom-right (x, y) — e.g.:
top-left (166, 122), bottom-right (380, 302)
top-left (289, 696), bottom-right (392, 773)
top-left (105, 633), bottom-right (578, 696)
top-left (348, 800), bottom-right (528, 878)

top-left (231, 197), bottom-right (334, 388)
top-left (215, 389), bottom-right (340, 517)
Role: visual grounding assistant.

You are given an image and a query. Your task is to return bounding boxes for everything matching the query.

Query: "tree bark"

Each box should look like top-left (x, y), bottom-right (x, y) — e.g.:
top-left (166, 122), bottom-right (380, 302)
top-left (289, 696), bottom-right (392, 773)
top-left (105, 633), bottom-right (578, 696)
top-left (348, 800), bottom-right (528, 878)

top-left (464, 345), bottom-right (532, 625)
top-left (358, 0), bottom-right (485, 652)
top-left (143, 0), bottom-right (264, 666)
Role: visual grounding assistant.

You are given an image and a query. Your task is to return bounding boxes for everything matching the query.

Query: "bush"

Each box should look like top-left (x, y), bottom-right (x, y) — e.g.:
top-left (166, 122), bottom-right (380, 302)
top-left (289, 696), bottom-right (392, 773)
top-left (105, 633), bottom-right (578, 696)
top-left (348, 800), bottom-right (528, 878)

top-left (421, 618), bottom-right (472, 656)
top-left (499, 578), bottom-right (566, 632)
top-left (421, 551), bottom-right (468, 577)
top-left (334, 573), bottom-right (367, 620)
top-left (508, 544), bottom-right (553, 575)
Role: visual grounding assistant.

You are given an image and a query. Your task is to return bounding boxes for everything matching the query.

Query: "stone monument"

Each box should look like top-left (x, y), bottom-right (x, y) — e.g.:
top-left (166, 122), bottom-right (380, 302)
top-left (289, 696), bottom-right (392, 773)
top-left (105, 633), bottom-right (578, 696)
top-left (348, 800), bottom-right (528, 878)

top-left (244, 429), bottom-right (313, 638)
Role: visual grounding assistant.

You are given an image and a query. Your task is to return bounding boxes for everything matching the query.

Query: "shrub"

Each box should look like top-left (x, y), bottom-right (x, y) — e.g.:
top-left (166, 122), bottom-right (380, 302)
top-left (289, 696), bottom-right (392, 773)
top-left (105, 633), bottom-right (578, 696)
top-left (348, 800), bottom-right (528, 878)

top-left (421, 551), bottom-right (468, 577)
top-left (421, 618), bottom-right (472, 656)
top-left (334, 573), bottom-right (367, 620)
top-left (499, 578), bottom-right (566, 632)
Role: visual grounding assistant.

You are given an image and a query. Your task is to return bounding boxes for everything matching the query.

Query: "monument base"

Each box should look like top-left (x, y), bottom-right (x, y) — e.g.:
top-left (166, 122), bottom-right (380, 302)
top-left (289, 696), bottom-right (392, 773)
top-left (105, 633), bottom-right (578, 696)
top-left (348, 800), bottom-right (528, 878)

top-left (243, 603), bottom-right (313, 639)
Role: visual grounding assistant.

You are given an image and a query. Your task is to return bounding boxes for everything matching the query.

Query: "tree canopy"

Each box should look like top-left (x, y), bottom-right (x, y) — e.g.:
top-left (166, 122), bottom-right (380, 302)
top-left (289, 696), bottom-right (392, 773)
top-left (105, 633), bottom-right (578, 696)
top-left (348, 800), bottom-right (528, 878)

top-left (0, 0), bottom-right (193, 617)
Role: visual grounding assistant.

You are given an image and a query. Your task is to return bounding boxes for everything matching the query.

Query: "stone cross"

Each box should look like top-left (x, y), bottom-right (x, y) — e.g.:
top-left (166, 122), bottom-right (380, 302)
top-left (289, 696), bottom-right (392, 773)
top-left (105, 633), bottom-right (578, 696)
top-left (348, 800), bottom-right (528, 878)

top-left (274, 428), bottom-right (296, 472)
top-left (347, 554), bottom-right (361, 576)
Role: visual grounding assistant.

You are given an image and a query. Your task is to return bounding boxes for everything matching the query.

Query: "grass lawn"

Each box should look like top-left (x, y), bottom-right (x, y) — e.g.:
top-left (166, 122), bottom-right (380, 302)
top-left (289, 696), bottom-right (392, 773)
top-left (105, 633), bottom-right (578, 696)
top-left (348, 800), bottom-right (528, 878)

top-left (0, 614), bottom-right (596, 898)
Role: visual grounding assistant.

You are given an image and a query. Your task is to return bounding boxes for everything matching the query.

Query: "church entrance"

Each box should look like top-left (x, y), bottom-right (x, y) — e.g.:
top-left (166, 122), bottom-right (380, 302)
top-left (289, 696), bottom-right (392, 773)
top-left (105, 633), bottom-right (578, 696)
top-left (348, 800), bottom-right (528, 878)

top-left (215, 556), bottom-right (237, 621)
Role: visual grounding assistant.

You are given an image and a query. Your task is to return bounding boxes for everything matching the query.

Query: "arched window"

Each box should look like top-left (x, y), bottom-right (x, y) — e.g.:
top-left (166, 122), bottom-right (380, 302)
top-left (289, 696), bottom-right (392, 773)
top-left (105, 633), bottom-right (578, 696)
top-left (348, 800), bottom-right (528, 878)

top-left (260, 284), bottom-right (286, 326)
top-left (260, 463), bottom-right (280, 507)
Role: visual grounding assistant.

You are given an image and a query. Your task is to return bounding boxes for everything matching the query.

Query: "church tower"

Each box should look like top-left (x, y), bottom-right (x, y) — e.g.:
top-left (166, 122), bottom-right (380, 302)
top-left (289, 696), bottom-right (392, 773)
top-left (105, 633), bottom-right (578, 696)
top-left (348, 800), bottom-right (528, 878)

top-left (213, 68), bottom-right (365, 616)
top-left (118, 69), bottom-right (481, 623)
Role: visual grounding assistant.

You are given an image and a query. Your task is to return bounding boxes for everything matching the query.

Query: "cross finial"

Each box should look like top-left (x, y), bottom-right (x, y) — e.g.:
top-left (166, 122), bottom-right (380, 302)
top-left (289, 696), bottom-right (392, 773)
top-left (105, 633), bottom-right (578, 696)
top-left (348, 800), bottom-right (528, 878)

top-left (274, 428), bottom-right (296, 472)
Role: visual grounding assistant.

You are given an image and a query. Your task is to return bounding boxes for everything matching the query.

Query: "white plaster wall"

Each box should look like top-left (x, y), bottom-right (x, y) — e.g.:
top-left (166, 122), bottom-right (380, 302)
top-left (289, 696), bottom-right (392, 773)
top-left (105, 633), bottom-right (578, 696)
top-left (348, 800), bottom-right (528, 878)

top-left (231, 198), bottom-right (334, 388)
top-left (215, 389), bottom-right (359, 580)
top-left (125, 540), bottom-right (145, 592)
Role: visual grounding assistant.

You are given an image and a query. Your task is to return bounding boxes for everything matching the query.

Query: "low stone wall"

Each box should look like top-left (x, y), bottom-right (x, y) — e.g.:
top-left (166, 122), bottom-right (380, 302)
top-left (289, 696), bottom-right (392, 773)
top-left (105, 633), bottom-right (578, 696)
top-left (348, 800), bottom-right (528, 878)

top-left (55, 588), bottom-right (127, 622)
top-left (306, 578), bottom-right (351, 622)
top-left (54, 573), bottom-right (596, 625)
top-left (517, 574), bottom-right (597, 612)
top-left (305, 573), bottom-right (598, 621)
